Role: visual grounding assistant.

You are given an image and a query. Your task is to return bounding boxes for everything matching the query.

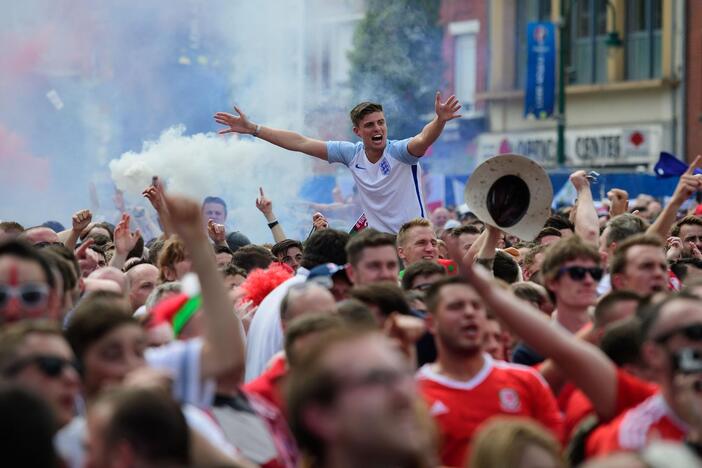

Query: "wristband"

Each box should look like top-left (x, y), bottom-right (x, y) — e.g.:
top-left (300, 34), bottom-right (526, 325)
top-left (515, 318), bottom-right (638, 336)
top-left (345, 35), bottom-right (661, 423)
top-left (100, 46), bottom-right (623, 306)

top-left (268, 220), bottom-right (279, 229)
top-left (252, 124), bottom-right (261, 137)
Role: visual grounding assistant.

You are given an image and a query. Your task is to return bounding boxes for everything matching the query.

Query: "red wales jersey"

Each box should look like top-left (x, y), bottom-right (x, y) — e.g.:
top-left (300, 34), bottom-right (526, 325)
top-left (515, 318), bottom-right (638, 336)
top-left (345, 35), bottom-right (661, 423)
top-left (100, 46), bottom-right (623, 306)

top-left (417, 354), bottom-right (563, 467)
top-left (586, 393), bottom-right (687, 457)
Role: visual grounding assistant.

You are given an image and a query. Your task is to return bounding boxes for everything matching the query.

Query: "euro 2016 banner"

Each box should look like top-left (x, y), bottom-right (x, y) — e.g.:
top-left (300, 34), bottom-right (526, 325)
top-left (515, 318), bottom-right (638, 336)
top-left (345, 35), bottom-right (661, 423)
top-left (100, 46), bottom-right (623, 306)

top-left (524, 22), bottom-right (555, 119)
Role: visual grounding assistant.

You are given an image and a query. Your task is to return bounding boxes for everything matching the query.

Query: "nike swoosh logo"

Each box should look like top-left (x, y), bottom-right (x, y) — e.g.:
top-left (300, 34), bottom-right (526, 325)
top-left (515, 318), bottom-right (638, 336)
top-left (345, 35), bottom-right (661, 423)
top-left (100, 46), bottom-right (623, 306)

top-left (354, 164), bottom-right (366, 170)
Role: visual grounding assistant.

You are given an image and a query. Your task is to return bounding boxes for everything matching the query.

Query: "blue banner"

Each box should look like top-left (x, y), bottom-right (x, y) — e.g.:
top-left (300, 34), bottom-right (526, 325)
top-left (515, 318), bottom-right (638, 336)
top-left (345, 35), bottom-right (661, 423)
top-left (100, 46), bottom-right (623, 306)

top-left (524, 22), bottom-right (556, 119)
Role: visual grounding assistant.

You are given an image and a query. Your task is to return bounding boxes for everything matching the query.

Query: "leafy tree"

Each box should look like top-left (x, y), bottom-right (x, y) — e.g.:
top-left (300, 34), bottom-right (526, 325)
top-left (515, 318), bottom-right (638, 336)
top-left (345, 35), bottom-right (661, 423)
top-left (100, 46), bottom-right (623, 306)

top-left (348, 0), bottom-right (444, 138)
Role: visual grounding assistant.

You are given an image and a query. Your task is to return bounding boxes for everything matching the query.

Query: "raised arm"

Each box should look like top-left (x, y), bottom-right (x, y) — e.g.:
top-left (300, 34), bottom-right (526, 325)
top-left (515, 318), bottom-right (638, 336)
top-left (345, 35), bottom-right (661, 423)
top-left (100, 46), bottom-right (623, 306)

top-left (164, 194), bottom-right (245, 380)
top-left (570, 170), bottom-right (599, 246)
top-left (214, 106), bottom-right (328, 160)
top-left (60, 209), bottom-right (93, 250)
top-left (255, 187), bottom-right (286, 243)
top-left (464, 261), bottom-right (619, 420)
top-left (110, 213), bottom-right (141, 270)
top-left (647, 155), bottom-right (702, 241)
top-left (407, 92), bottom-right (461, 157)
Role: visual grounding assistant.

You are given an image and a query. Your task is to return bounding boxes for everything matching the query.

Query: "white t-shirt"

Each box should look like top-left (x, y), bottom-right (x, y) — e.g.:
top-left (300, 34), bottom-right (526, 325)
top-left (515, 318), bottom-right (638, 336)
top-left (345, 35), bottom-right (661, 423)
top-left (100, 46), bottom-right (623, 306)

top-left (244, 269), bottom-right (308, 382)
top-left (145, 337), bottom-right (215, 408)
top-left (327, 138), bottom-right (427, 234)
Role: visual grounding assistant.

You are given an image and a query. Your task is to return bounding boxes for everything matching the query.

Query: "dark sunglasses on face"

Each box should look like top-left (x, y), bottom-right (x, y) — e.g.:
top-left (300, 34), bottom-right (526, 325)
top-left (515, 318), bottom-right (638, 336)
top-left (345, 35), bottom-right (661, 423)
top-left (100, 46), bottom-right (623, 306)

top-left (3, 355), bottom-right (79, 378)
top-left (0, 283), bottom-right (49, 309)
top-left (556, 266), bottom-right (604, 282)
top-left (654, 323), bottom-right (702, 344)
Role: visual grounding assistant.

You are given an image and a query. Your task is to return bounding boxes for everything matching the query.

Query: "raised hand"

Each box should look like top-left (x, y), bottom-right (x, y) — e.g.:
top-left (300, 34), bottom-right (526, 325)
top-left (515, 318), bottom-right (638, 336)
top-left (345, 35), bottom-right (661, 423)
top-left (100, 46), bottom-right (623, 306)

top-left (666, 236), bottom-right (683, 261)
top-left (207, 219), bottom-right (226, 245)
top-left (673, 155), bottom-right (702, 203)
top-left (434, 92), bottom-right (462, 122)
top-left (569, 170), bottom-right (591, 192)
top-left (607, 189), bottom-right (629, 217)
top-left (72, 209), bottom-right (93, 234)
top-left (114, 213), bottom-right (141, 256)
top-left (75, 238), bottom-right (99, 277)
top-left (312, 212), bottom-right (329, 231)
top-left (214, 106), bottom-right (256, 135)
top-left (142, 177), bottom-right (168, 214)
top-left (255, 187), bottom-right (273, 216)
top-left (163, 194), bottom-right (207, 244)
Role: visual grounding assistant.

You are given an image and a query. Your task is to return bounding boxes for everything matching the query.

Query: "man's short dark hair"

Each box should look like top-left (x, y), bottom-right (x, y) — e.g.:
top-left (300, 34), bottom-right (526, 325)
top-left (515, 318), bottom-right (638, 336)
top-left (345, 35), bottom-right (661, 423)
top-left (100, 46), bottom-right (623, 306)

top-left (272, 239), bottom-right (304, 258)
top-left (221, 263), bottom-right (247, 279)
top-left (670, 258), bottom-right (702, 283)
top-left (425, 276), bottom-right (467, 315)
top-left (214, 245), bottom-right (234, 256)
top-left (637, 291), bottom-right (700, 341)
top-left (593, 290), bottom-right (641, 328)
top-left (450, 225), bottom-right (481, 238)
top-left (348, 282), bottom-right (411, 319)
top-left (284, 314), bottom-right (344, 367)
top-left (301, 229), bottom-right (349, 270)
top-left (544, 215), bottom-right (574, 233)
top-left (345, 229), bottom-right (395, 267)
top-left (349, 102), bottom-right (383, 127)
top-left (41, 250), bottom-right (78, 293)
top-left (202, 196), bottom-right (228, 216)
top-left (0, 384), bottom-right (58, 467)
top-left (493, 250), bottom-right (520, 284)
top-left (605, 213), bottom-right (647, 247)
top-left (534, 227), bottom-right (562, 244)
top-left (147, 238), bottom-right (165, 266)
top-left (0, 240), bottom-right (55, 289)
top-left (610, 234), bottom-right (663, 277)
top-left (94, 388), bottom-right (189, 466)
top-left (671, 215), bottom-right (702, 238)
top-left (401, 260), bottom-right (446, 290)
top-left (0, 221), bottom-right (24, 233)
top-left (599, 317), bottom-right (644, 367)
top-left (231, 245), bottom-right (275, 273)
top-left (65, 292), bottom-right (135, 363)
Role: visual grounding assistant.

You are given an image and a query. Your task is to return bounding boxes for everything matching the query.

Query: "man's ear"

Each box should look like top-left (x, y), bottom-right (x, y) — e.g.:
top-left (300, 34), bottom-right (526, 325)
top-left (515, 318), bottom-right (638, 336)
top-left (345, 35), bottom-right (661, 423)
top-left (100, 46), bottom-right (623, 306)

top-left (425, 312), bottom-right (437, 336)
top-left (611, 273), bottom-right (625, 291)
top-left (397, 246), bottom-right (406, 262)
top-left (345, 263), bottom-right (357, 285)
top-left (352, 126), bottom-right (361, 138)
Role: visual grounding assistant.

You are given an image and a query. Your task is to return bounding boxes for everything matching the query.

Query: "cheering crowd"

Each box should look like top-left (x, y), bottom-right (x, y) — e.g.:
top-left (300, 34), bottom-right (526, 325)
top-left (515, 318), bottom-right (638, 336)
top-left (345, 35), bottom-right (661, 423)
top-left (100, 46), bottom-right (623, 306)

top-left (3, 96), bottom-right (702, 468)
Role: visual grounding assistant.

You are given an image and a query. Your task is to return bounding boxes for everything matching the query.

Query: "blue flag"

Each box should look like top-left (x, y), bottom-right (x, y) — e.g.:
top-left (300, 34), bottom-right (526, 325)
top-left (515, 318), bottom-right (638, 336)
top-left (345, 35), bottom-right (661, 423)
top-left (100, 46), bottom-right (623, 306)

top-left (525, 22), bottom-right (556, 119)
top-left (654, 151), bottom-right (702, 178)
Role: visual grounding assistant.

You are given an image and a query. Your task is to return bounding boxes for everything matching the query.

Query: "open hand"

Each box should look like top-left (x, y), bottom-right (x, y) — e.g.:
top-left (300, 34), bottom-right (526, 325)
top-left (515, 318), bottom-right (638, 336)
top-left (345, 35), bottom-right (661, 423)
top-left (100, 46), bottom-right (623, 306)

top-left (214, 106), bottom-right (256, 135)
top-left (607, 189), bottom-right (629, 217)
top-left (114, 213), bottom-right (141, 255)
top-left (435, 92), bottom-right (462, 122)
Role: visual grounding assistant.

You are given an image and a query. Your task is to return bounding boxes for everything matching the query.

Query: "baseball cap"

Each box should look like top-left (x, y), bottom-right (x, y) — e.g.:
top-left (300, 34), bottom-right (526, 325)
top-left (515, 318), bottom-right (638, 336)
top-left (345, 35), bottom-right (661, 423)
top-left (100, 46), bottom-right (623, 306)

top-left (307, 263), bottom-right (348, 288)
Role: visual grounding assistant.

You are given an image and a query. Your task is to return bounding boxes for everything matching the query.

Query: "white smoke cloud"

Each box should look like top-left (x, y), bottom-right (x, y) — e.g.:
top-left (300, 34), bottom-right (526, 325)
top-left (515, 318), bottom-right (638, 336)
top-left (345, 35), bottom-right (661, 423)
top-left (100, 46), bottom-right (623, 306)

top-left (109, 125), bottom-right (311, 242)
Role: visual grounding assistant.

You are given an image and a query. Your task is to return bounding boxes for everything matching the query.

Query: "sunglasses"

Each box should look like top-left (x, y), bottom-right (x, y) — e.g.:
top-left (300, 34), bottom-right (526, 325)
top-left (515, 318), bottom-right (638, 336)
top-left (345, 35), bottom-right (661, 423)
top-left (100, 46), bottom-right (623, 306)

top-left (3, 355), bottom-right (79, 378)
top-left (654, 323), bottom-right (702, 344)
top-left (556, 266), bottom-right (604, 282)
top-left (0, 283), bottom-right (49, 309)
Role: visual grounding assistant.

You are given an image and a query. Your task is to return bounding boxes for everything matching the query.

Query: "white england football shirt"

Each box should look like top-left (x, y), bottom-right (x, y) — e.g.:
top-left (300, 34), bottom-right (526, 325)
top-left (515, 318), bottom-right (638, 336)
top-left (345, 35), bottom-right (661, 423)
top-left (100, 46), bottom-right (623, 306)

top-left (326, 138), bottom-right (427, 234)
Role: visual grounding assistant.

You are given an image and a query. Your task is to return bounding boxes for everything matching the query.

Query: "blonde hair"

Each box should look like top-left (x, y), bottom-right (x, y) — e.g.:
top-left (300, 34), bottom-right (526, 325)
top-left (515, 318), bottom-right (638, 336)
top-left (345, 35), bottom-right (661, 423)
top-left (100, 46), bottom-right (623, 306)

top-left (397, 218), bottom-right (433, 248)
top-left (469, 417), bottom-right (563, 468)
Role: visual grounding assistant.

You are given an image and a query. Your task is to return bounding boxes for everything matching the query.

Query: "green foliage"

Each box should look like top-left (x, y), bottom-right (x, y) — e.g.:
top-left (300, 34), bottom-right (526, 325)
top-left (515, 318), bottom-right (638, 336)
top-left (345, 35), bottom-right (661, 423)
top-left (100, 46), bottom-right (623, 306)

top-left (348, 0), bottom-right (444, 137)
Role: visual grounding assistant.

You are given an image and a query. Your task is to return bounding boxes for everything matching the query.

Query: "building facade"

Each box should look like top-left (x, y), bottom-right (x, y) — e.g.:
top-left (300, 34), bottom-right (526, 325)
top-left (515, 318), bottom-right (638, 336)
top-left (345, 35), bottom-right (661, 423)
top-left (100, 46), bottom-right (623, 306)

top-left (475, 0), bottom-right (684, 170)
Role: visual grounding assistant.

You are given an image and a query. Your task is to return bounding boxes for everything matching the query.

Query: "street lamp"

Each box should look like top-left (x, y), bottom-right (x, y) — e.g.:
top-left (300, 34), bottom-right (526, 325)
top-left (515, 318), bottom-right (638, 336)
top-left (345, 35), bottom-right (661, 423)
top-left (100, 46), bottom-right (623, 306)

top-left (556, 0), bottom-right (623, 167)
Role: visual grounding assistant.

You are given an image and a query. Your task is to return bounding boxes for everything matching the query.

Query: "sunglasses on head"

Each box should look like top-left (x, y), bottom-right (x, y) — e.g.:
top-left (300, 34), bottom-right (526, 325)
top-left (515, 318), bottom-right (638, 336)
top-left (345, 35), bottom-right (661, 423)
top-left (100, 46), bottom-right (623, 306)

top-left (654, 323), bottom-right (702, 344)
top-left (556, 266), bottom-right (604, 282)
top-left (0, 283), bottom-right (49, 309)
top-left (3, 355), bottom-right (78, 378)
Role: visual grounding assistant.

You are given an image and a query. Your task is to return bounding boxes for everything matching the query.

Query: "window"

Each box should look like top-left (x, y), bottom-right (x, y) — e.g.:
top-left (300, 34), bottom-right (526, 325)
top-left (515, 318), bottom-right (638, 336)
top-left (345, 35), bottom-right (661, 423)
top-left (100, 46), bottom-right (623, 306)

top-left (569, 0), bottom-right (608, 84)
top-left (515, 0), bottom-right (552, 89)
top-left (626, 0), bottom-right (662, 80)
top-left (450, 20), bottom-right (480, 111)
top-left (454, 33), bottom-right (477, 109)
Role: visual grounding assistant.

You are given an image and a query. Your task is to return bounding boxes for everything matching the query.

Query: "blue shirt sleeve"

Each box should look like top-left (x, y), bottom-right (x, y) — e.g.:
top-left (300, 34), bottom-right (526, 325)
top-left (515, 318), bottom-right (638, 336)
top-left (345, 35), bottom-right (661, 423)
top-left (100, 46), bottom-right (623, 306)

top-left (326, 141), bottom-right (358, 166)
top-left (387, 138), bottom-right (420, 165)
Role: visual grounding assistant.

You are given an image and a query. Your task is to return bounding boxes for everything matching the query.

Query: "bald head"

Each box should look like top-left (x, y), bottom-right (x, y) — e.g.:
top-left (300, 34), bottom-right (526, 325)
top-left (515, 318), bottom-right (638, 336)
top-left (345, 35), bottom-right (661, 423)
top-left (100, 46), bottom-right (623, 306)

top-left (280, 283), bottom-right (336, 329)
top-left (88, 267), bottom-right (129, 296)
top-left (20, 227), bottom-right (59, 246)
top-left (125, 264), bottom-right (159, 311)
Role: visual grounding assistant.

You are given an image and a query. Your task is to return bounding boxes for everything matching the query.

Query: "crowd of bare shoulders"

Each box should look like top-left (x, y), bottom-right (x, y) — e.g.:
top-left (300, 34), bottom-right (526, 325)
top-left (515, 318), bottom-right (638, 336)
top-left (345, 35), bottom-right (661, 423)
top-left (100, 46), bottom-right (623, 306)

top-left (5, 157), bottom-right (702, 468)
